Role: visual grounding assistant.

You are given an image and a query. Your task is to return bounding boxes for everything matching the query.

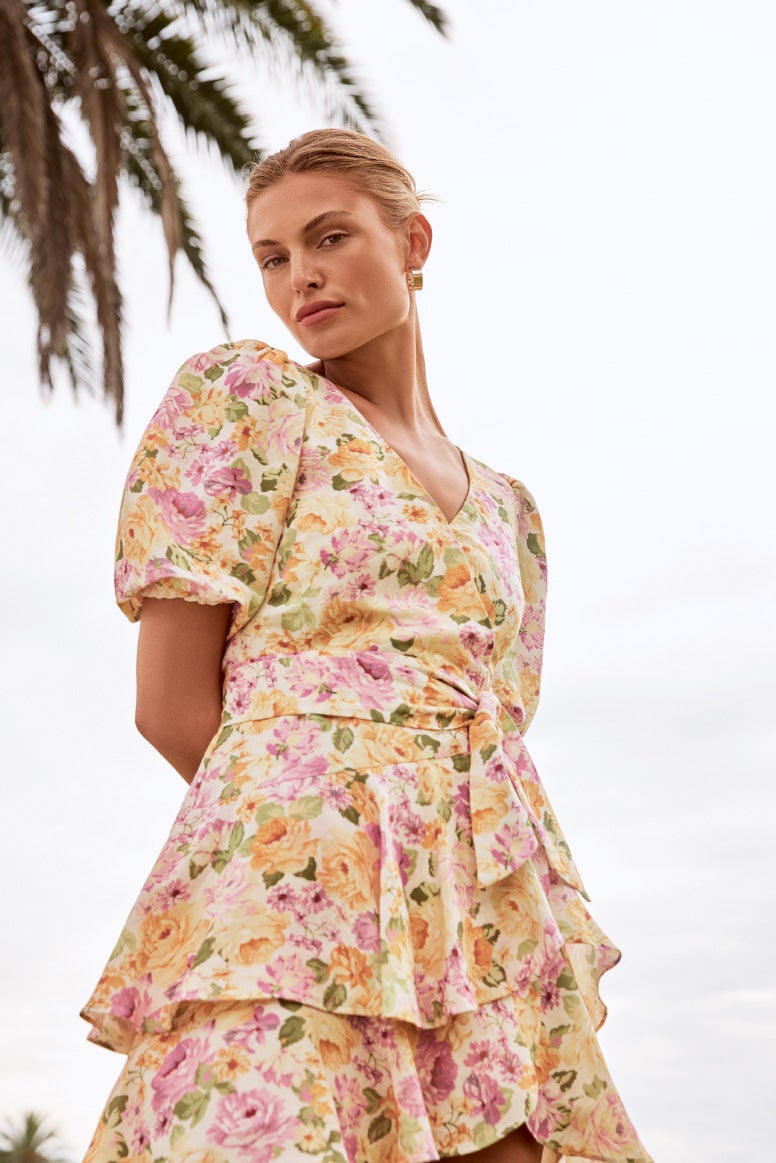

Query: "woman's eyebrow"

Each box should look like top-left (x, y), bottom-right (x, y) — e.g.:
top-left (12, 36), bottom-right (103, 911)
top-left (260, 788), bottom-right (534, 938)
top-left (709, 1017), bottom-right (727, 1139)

top-left (252, 210), bottom-right (354, 251)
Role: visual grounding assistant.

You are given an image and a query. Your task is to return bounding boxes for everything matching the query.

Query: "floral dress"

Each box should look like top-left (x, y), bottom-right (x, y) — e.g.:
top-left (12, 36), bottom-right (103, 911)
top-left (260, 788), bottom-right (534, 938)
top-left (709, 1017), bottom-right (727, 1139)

top-left (81, 339), bottom-right (652, 1163)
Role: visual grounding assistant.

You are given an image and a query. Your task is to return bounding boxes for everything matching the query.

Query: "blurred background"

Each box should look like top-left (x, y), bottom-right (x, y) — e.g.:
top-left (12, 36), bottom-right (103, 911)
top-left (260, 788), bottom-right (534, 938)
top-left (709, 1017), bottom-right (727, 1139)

top-left (1, 1), bottom-right (773, 1159)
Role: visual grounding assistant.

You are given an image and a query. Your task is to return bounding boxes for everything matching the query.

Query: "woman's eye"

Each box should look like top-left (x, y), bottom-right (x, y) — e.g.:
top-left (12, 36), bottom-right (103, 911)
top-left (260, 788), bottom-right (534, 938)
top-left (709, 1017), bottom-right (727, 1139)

top-left (321, 232), bottom-right (347, 248)
top-left (260, 255), bottom-right (285, 272)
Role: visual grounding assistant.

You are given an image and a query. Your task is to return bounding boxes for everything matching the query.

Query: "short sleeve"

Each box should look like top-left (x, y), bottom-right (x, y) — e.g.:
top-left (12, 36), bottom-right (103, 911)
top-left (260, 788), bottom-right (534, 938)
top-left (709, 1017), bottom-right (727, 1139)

top-left (114, 339), bottom-right (306, 638)
top-left (499, 475), bottom-right (548, 732)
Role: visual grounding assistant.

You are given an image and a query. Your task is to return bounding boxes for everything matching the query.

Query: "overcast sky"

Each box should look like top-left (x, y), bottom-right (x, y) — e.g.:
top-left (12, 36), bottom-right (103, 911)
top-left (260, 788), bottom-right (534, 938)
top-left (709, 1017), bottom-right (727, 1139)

top-left (1, 2), bottom-right (773, 1160)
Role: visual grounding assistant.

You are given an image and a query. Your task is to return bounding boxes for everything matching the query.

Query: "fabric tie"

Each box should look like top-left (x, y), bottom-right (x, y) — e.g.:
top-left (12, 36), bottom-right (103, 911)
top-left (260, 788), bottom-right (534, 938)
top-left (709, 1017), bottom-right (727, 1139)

top-left (467, 686), bottom-right (541, 888)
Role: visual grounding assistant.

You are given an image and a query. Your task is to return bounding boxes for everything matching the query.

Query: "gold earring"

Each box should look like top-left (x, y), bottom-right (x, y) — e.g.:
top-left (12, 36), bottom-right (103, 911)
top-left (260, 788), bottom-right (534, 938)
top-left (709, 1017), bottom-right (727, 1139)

top-left (407, 268), bottom-right (423, 292)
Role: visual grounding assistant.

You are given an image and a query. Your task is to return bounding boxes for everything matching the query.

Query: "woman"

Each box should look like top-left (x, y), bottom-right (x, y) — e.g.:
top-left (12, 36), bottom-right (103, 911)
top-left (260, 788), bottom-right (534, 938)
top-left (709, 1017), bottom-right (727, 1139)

top-left (81, 130), bottom-right (652, 1163)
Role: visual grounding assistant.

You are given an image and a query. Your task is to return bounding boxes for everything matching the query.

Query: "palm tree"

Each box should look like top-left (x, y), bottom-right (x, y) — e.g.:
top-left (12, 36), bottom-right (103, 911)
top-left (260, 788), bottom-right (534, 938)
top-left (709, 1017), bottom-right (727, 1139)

top-left (0, 0), bottom-right (448, 424)
top-left (0, 1112), bottom-right (72, 1163)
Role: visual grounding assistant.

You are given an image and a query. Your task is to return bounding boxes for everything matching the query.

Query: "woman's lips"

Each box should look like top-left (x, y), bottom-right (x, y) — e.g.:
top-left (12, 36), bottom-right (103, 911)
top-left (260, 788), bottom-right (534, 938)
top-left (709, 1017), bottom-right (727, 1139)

top-left (297, 305), bottom-right (343, 327)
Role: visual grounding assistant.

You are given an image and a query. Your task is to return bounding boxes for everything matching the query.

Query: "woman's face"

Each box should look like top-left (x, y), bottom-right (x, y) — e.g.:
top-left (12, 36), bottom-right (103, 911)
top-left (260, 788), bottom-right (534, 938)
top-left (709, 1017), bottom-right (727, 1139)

top-left (247, 171), bottom-right (428, 360)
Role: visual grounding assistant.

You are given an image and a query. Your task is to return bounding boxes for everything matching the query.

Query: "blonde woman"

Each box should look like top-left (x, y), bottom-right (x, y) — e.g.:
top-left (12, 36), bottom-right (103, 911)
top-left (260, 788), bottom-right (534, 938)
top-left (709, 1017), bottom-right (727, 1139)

top-left (81, 130), bottom-right (652, 1163)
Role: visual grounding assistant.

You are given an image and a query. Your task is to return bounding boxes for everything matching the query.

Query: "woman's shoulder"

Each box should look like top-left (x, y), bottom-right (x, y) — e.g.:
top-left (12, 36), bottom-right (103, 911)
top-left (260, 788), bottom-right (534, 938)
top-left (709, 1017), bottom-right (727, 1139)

top-left (158, 338), bottom-right (310, 413)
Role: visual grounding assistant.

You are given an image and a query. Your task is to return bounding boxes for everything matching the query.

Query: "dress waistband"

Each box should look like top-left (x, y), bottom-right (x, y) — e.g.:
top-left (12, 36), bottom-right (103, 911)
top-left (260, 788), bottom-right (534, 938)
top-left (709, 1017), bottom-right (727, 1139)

top-left (221, 649), bottom-right (586, 897)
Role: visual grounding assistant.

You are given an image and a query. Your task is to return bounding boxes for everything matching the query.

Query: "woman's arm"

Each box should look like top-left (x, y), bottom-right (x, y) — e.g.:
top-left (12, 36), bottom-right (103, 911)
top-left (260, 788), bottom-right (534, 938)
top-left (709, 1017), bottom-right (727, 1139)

top-left (135, 598), bottom-right (232, 783)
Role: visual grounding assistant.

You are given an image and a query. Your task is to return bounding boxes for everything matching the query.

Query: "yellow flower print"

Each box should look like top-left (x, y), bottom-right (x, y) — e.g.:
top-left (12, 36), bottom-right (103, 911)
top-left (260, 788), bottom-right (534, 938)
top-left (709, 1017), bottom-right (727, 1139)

top-left (436, 563), bottom-right (487, 619)
top-left (214, 1043), bottom-right (252, 1081)
top-left (137, 455), bottom-right (181, 492)
top-left (121, 494), bottom-right (159, 564)
top-left (312, 1013), bottom-right (361, 1070)
top-left (249, 816), bottom-right (312, 875)
top-left (319, 831), bottom-right (378, 910)
top-left (138, 905), bottom-right (209, 986)
top-left (328, 437), bottom-right (378, 480)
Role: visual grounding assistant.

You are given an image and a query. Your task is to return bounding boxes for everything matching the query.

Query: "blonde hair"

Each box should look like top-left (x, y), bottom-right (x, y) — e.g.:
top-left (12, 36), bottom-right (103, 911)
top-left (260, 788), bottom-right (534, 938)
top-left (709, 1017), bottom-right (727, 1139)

top-left (244, 129), bottom-right (432, 226)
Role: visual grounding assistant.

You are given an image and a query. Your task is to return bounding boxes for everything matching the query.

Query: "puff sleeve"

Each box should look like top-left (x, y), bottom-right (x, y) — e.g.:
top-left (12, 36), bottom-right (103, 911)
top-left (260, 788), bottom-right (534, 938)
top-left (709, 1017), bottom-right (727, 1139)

top-left (499, 475), bottom-right (548, 733)
top-left (114, 339), bottom-right (306, 638)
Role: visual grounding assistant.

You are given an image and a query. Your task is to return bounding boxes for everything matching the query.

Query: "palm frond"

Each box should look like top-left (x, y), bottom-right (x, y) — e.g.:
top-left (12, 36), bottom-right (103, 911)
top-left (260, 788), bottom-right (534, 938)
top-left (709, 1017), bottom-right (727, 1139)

top-left (402, 0), bottom-right (449, 34)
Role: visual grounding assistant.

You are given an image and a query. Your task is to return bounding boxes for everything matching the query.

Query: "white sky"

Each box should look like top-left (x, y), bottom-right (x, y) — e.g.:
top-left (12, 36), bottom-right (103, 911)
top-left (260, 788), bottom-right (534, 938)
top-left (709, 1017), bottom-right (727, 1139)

top-left (1, 2), bottom-right (774, 1159)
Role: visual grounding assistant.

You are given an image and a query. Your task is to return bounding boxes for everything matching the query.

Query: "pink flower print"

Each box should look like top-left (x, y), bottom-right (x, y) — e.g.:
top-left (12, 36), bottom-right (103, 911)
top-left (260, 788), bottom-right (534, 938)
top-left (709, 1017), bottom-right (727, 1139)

top-left (224, 357), bottom-right (281, 401)
top-left (571, 1092), bottom-right (635, 1154)
top-left (529, 1079), bottom-right (571, 1140)
top-left (109, 986), bottom-right (147, 1025)
top-left (463, 1072), bottom-right (506, 1126)
top-left (297, 447), bottom-right (333, 491)
top-left (464, 1039), bottom-right (494, 1070)
top-left (223, 1005), bottom-right (280, 1054)
top-left (152, 385), bottom-right (190, 427)
top-left (341, 571), bottom-right (377, 600)
top-left (334, 653), bottom-right (394, 711)
top-left (414, 1034), bottom-right (457, 1104)
top-left (320, 526), bottom-right (374, 578)
top-left (114, 556), bottom-right (133, 596)
top-left (266, 396), bottom-right (303, 457)
top-left (353, 910), bottom-right (381, 953)
top-left (296, 882), bottom-right (333, 915)
top-left (186, 439), bottom-right (236, 487)
top-left (151, 1035), bottom-right (212, 1113)
top-left (156, 878), bottom-right (191, 909)
top-left (188, 348), bottom-right (229, 374)
top-left (397, 1075), bottom-right (427, 1119)
top-left (147, 488), bottom-right (207, 541)
top-left (540, 978), bottom-right (561, 1013)
top-left (211, 1089), bottom-right (294, 1158)
top-left (202, 464), bottom-right (252, 502)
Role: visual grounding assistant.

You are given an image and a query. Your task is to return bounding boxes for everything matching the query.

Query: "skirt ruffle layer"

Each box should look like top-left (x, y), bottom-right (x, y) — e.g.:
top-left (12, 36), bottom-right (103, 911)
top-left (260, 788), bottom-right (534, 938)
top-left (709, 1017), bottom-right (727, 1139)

top-left (84, 987), bottom-right (650, 1163)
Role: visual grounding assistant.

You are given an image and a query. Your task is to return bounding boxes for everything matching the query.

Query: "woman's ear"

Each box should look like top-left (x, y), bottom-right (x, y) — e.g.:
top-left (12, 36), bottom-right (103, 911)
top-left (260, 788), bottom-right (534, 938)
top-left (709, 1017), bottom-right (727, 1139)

top-left (406, 212), bottom-right (433, 270)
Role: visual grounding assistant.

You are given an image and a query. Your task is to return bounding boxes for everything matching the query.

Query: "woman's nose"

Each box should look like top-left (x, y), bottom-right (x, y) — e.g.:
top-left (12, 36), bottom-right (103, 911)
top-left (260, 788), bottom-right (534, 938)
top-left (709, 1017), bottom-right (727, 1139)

top-left (289, 253), bottom-right (322, 291)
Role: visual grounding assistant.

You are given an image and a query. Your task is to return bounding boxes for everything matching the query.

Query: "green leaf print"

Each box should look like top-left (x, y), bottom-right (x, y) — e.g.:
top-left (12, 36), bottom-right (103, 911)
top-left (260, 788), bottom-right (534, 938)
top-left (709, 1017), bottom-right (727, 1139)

top-left (166, 544), bottom-right (191, 571)
top-left (583, 1076), bottom-right (607, 1100)
top-left (278, 1014), bottom-right (306, 1048)
top-left (367, 1114), bottom-right (392, 1144)
top-left (203, 364), bottom-right (226, 383)
top-left (517, 938), bottom-right (538, 959)
top-left (362, 1087), bottom-right (382, 1114)
top-left (177, 371), bottom-right (203, 393)
top-left (436, 796), bottom-right (452, 821)
top-left (173, 1089), bottom-right (211, 1126)
top-left (389, 703), bottom-right (412, 726)
top-left (191, 936), bottom-right (216, 969)
top-left (333, 724), bottom-right (355, 752)
top-left (451, 751), bottom-right (471, 772)
top-left (262, 870), bottom-right (284, 888)
top-left (290, 796), bottom-right (324, 820)
top-left (563, 994), bottom-right (581, 1017)
top-left (256, 802), bottom-right (285, 825)
top-left (556, 966), bottom-right (577, 991)
top-left (554, 1069), bottom-right (577, 1093)
top-left (472, 1122), bottom-right (498, 1149)
top-left (241, 491), bottom-right (271, 514)
top-left (527, 531), bottom-right (545, 558)
top-left (305, 958), bottom-right (330, 984)
top-left (281, 605), bottom-right (317, 632)
top-left (104, 1094), bottom-right (128, 1123)
top-left (414, 733), bottom-right (440, 755)
top-left (223, 398), bottom-right (248, 421)
top-left (294, 856), bottom-right (318, 880)
top-left (340, 806), bottom-right (360, 825)
top-left (389, 637), bottom-right (415, 652)
top-left (260, 470), bottom-right (280, 492)
top-left (331, 473), bottom-right (351, 491)
top-left (268, 583), bottom-right (292, 607)
top-left (323, 981), bottom-right (347, 1010)
top-left (397, 544), bottom-right (435, 586)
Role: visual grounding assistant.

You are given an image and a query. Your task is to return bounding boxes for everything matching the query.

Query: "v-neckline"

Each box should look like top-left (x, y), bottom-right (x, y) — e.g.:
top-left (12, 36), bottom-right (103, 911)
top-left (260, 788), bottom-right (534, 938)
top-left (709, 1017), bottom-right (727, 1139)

top-left (297, 361), bottom-right (474, 529)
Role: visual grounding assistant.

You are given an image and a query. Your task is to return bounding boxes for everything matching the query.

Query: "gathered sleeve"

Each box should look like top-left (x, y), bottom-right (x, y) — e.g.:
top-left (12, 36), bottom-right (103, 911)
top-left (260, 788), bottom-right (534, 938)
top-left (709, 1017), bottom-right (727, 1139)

top-left (497, 475), bottom-right (548, 733)
top-left (114, 339), bottom-right (306, 639)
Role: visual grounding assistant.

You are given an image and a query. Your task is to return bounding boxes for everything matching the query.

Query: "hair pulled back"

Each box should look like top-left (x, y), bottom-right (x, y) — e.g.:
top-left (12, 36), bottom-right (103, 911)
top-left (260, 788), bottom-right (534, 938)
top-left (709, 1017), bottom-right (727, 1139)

top-left (245, 129), bottom-right (430, 228)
